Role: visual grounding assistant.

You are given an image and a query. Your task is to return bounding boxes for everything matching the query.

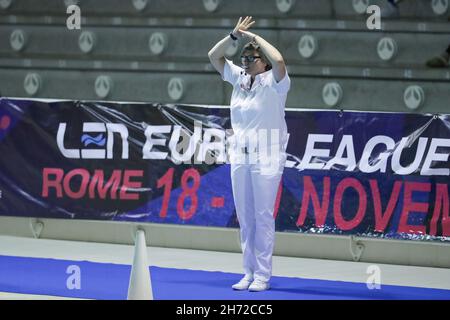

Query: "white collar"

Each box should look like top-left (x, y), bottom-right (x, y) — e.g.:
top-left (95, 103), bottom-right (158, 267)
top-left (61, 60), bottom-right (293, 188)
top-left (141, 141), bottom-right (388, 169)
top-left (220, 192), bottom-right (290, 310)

top-left (254, 69), bottom-right (271, 82)
top-left (243, 69), bottom-right (270, 90)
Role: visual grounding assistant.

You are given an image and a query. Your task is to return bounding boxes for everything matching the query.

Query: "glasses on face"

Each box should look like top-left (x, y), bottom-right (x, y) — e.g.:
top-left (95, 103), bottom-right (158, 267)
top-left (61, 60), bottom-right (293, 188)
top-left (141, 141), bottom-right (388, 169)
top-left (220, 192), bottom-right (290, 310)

top-left (240, 55), bottom-right (261, 63)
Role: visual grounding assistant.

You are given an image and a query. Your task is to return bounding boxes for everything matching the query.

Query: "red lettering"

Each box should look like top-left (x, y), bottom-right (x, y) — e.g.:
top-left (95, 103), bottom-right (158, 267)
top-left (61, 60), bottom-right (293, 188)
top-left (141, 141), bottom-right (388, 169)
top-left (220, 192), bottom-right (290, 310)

top-left (211, 197), bottom-right (224, 208)
top-left (370, 180), bottom-right (402, 232)
top-left (398, 182), bottom-right (431, 234)
top-left (273, 181), bottom-right (283, 219)
top-left (120, 170), bottom-right (143, 200)
top-left (177, 168), bottom-right (200, 220)
top-left (157, 168), bottom-right (174, 218)
top-left (42, 168), bottom-right (142, 200)
top-left (430, 183), bottom-right (450, 237)
top-left (63, 169), bottom-right (90, 199)
top-left (334, 178), bottom-right (367, 231)
top-left (89, 170), bottom-right (121, 199)
top-left (42, 168), bottom-right (64, 197)
top-left (297, 176), bottom-right (330, 227)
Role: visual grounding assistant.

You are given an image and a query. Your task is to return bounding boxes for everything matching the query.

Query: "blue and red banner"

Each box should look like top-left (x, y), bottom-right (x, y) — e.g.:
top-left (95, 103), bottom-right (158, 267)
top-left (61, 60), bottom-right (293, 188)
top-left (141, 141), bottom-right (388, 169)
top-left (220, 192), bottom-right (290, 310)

top-left (0, 98), bottom-right (449, 242)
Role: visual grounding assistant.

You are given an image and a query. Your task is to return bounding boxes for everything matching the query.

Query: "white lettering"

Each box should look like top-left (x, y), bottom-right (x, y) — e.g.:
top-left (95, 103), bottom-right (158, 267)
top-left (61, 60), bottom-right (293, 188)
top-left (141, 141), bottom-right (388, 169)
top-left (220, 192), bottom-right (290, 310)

top-left (66, 5), bottom-right (81, 30)
top-left (106, 123), bottom-right (129, 159)
top-left (196, 128), bottom-right (226, 164)
top-left (298, 134), bottom-right (333, 170)
top-left (421, 138), bottom-right (450, 176)
top-left (323, 135), bottom-right (356, 171)
top-left (169, 122), bottom-right (202, 164)
top-left (359, 135), bottom-right (395, 173)
top-left (176, 304), bottom-right (210, 317)
top-left (366, 265), bottom-right (381, 290)
top-left (66, 265), bottom-right (81, 290)
top-left (366, 5), bottom-right (381, 30)
top-left (142, 125), bottom-right (171, 159)
top-left (392, 137), bottom-right (428, 175)
top-left (57, 123), bottom-right (80, 159)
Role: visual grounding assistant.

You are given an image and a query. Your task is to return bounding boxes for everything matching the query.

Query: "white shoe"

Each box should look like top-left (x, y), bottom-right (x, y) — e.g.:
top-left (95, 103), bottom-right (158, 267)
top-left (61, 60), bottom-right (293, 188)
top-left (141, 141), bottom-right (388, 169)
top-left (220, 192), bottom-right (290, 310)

top-left (248, 279), bottom-right (270, 292)
top-left (232, 277), bottom-right (253, 290)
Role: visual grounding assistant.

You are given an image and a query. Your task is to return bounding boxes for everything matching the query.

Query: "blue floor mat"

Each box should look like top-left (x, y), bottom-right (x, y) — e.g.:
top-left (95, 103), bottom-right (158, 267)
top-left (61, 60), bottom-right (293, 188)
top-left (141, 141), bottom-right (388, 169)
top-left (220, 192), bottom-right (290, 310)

top-left (0, 255), bottom-right (449, 300)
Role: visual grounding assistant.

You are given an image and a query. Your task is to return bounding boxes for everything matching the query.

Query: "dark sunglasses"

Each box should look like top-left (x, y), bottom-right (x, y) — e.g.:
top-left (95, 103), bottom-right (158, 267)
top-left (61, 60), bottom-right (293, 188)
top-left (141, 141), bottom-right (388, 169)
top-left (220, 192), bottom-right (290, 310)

top-left (240, 55), bottom-right (261, 63)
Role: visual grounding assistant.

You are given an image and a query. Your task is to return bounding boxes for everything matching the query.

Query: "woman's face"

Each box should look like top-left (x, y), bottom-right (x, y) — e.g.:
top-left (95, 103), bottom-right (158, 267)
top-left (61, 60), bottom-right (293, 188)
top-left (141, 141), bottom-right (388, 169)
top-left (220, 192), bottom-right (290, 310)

top-left (241, 50), bottom-right (268, 77)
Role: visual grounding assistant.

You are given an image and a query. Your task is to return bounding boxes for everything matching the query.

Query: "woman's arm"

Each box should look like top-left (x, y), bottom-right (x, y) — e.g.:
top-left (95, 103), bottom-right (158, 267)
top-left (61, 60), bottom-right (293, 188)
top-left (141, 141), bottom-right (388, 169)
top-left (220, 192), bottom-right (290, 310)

top-left (208, 16), bottom-right (256, 77)
top-left (207, 36), bottom-right (233, 77)
top-left (240, 30), bottom-right (287, 83)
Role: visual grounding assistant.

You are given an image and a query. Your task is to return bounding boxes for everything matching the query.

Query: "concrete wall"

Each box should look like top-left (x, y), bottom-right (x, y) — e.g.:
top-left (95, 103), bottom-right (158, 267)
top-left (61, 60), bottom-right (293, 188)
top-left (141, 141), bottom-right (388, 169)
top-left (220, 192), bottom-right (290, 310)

top-left (0, 1), bottom-right (449, 113)
top-left (0, 216), bottom-right (449, 268)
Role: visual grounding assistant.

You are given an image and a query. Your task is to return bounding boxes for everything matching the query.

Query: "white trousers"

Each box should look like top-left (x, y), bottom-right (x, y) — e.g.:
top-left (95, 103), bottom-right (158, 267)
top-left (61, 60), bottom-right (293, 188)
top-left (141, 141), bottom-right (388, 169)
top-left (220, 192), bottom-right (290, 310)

top-left (230, 152), bottom-right (286, 282)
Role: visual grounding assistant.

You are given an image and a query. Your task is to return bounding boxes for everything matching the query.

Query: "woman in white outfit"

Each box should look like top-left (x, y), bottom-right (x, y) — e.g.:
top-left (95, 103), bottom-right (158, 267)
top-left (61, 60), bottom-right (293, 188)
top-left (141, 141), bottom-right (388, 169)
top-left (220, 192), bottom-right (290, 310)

top-left (208, 16), bottom-right (291, 292)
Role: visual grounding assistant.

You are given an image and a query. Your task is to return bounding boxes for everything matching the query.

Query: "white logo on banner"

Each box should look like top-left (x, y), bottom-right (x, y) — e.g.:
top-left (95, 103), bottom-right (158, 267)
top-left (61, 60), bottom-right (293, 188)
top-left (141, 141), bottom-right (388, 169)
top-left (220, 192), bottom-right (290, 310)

top-left (431, 0), bottom-right (449, 15)
top-left (148, 32), bottom-right (167, 56)
top-left (203, 0), bottom-right (221, 12)
top-left (377, 37), bottom-right (397, 61)
top-left (322, 82), bottom-right (343, 107)
top-left (366, 265), bottom-right (382, 290)
top-left (57, 122), bottom-right (129, 159)
top-left (95, 75), bottom-right (113, 99)
top-left (132, 0), bottom-right (148, 11)
top-left (24, 73), bottom-right (41, 96)
top-left (276, 0), bottom-right (296, 13)
top-left (66, 265), bottom-right (81, 290)
top-left (78, 31), bottom-right (95, 53)
top-left (10, 29), bottom-right (26, 52)
top-left (66, 4), bottom-right (81, 30)
top-left (168, 78), bottom-right (185, 101)
top-left (298, 35), bottom-right (317, 59)
top-left (404, 85), bottom-right (425, 110)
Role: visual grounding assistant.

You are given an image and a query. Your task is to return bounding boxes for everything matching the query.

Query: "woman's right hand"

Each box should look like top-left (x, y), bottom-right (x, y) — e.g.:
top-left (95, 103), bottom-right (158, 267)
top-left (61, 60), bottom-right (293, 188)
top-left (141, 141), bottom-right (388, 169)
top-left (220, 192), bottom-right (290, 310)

top-left (232, 16), bottom-right (255, 38)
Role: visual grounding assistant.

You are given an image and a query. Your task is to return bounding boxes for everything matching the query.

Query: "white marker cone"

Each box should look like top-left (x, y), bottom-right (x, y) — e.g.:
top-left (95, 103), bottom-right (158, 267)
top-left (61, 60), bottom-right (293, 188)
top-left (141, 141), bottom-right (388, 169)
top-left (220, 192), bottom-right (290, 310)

top-left (127, 229), bottom-right (153, 300)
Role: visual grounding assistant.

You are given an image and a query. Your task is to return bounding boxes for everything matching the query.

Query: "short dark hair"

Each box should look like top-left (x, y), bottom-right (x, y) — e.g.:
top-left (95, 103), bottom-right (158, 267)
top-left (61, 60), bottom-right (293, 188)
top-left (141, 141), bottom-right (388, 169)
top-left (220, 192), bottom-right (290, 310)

top-left (240, 42), bottom-right (272, 71)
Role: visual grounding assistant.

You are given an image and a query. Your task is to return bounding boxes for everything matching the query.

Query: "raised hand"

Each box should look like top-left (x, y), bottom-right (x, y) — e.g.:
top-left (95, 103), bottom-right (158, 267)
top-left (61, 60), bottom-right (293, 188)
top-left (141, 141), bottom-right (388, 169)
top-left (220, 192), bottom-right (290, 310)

top-left (232, 16), bottom-right (256, 38)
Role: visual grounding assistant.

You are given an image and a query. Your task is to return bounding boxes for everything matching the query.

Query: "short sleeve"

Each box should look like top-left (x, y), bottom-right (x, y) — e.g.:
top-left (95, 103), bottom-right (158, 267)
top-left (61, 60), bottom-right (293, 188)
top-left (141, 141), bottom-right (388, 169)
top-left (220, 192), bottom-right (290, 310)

top-left (222, 59), bottom-right (242, 85)
top-left (271, 71), bottom-right (291, 95)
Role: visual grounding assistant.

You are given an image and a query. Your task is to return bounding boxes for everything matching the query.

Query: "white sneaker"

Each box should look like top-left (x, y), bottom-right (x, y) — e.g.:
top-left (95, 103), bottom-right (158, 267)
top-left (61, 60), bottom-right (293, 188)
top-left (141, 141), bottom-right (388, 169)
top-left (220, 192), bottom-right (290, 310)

top-left (248, 279), bottom-right (270, 292)
top-left (232, 277), bottom-right (253, 290)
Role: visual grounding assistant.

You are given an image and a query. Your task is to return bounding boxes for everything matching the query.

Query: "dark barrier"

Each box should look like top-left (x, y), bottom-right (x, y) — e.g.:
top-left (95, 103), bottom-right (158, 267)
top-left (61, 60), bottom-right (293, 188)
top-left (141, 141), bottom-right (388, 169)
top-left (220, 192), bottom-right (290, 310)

top-left (0, 98), bottom-right (448, 242)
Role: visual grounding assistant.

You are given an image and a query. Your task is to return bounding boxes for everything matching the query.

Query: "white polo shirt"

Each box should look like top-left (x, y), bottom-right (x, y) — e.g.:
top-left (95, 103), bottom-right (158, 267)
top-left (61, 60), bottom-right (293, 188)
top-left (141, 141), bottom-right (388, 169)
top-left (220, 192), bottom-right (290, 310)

top-left (222, 59), bottom-right (290, 153)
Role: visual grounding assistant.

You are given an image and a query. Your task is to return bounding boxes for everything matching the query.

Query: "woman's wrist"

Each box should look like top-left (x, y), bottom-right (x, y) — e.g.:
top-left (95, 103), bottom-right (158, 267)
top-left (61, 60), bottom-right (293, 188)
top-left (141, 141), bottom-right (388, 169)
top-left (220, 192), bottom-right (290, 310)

top-left (242, 31), bottom-right (257, 43)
